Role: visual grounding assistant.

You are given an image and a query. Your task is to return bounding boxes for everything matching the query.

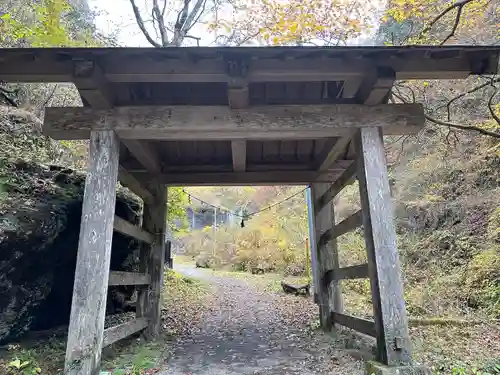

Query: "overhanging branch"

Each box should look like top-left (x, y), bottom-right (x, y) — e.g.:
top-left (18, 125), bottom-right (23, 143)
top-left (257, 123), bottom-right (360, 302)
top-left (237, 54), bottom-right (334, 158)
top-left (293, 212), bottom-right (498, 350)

top-left (129, 0), bottom-right (162, 47)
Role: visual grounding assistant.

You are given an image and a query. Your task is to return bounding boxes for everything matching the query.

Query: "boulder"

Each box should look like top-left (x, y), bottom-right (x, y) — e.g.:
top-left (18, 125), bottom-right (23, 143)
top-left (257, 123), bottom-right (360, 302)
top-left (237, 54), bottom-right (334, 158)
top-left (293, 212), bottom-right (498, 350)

top-left (0, 159), bottom-right (142, 343)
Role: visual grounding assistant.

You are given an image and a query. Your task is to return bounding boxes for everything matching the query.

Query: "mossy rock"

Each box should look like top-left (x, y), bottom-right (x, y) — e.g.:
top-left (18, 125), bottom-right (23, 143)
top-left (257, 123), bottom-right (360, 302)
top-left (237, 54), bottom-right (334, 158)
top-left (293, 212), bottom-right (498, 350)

top-left (0, 160), bottom-right (142, 343)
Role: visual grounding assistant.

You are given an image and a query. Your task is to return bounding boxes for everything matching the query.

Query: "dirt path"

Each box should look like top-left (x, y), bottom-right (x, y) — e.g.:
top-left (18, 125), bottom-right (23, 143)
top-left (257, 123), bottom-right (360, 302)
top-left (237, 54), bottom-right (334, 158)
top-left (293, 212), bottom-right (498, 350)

top-left (161, 264), bottom-right (365, 375)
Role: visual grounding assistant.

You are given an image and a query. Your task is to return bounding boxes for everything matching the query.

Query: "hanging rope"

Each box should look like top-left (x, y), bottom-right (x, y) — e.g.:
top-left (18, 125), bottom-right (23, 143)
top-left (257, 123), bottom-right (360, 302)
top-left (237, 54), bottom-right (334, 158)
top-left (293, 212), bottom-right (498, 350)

top-left (181, 187), bottom-right (307, 226)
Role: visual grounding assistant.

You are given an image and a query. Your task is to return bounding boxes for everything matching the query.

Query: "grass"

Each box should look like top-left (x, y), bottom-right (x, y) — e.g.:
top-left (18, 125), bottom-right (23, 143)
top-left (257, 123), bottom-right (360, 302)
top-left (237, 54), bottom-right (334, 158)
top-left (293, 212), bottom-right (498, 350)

top-left (0, 269), bottom-right (211, 375)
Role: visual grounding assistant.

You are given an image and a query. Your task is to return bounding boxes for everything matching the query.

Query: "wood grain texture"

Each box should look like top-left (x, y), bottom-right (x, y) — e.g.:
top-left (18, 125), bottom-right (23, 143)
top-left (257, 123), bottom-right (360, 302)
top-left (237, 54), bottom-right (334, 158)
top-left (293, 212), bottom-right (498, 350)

top-left (121, 140), bottom-right (162, 173)
top-left (331, 312), bottom-right (376, 337)
top-left (118, 165), bottom-right (154, 203)
top-left (323, 264), bottom-right (369, 283)
top-left (231, 140), bottom-right (247, 172)
top-left (150, 170), bottom-right (343, 186)
top-left (356, 127), bottom-right (412, 366)
top-left (64, 130), bottom-right (119, 375)
top-left (113, 216), bottom-right (153, 244)
top-left (318, 210), bottom-right (363, 247)
top-left (108, 271), bottom-right (150, 286)
top-left (315, 162), bottom-right (357, 212)
top-left (43, 104), bottom-right (425, 140)
top-left (306, 187), bottom-right (319, 304)
top-left (102, 318), bottom-right (148, 347)
top-left (310, 183), bottom-right (343, 331)
top-left (142, 184), bottom-right (167, 338)
top-left (315, 136), bottom-right (353, 172)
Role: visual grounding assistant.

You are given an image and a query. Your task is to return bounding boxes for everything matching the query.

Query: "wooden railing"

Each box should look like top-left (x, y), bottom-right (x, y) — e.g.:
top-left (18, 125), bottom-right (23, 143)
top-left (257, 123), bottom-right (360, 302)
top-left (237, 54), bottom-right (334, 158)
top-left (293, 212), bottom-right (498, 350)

top-left (103, 215), bottom-right (158, 347)
top-left (312, 162), bottom-right (378, 338)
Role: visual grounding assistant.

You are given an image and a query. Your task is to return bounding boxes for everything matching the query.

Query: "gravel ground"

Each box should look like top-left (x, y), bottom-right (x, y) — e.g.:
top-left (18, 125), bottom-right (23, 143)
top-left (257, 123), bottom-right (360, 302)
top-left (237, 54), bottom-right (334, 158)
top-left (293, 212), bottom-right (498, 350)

top-left (160, 264), bottom-right (365, 375)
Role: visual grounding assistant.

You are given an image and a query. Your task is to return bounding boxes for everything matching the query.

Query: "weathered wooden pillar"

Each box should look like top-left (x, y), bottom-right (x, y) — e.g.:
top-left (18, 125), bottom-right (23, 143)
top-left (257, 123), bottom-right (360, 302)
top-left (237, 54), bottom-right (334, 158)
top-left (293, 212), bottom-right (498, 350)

top-left (305, 186), bottom-right (319, 304)
top-left (310, 183), bottom-right (343, 331)
top-left (64, 131), bottom-right (119, 375)
top-left (356, 127), bottom-right (413, 368)
top-left (140, 183), bottom-right (168, 338)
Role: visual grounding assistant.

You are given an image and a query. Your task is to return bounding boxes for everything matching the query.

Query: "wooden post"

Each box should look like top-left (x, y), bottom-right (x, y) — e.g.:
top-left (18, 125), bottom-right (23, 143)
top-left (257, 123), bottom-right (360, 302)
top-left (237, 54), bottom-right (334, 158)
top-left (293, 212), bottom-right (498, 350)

top-left (310, 183), bottom-right (343, 331)
top-left (64, 130), bottom-right (119, 375)
top-left (356, 127), bottom-right (412, 366)
top-left (141, 184), bottom-right (168, 338)
top-left (306, 186), bottom-right (319, 304)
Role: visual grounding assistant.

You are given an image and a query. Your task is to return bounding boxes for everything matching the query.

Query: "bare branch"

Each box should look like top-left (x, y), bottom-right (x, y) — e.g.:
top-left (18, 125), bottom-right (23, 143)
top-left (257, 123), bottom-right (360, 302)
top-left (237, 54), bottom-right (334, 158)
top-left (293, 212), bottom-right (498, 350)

top-left (152, 0), bottom-right (168, 45)
top-left (440, 2), bottom-right (464, 45)
top-left (487, 78), bottom-right (500, 125)
top-left (391, 92), bottom-right (500, 139)
top-left (129, 0), bottom-right (162, 47)
top-left (421, 0), bottom-right (474, 37)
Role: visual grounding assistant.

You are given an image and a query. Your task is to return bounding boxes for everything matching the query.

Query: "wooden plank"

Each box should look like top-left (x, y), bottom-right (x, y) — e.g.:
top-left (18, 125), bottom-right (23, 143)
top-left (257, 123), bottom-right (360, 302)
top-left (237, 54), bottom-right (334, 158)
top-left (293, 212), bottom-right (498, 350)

top-left (318, 210), bottom-right (363, 248)
top-left (102, 318), bottom-right (148, 348)
top-left (118, 165), bottom-right (154, 203)
top-left (142, 184), bottom-right (167, 338)
top-left (335, 264), bottom-right (369, 280)
top-left (310, 183), bottom-right (343, 331)
top-left (356, 127), bottom-right (412, 366)
top-left (121, 140), bottom-right (162, 174)
top-left (150, 170), bottom-right (342, 186)
top-left (1, 49), bottom-right (497, 83)
top-left (315, 162), bottom-right (357, 212)
top-left (323, 264), bottom-right (369, 285)
top-left (108, 271), bottom-right (150, 286)
top-left (64, 130), bottom-right (119, 375)
top-left (73, 60), bottom-right (113, 109)
top-left (356, 67), bottom-right (396, 105)
top-left (113, 216), bottom-right (153, 244)
top-left (306, 187), bottom-right (319, 304)
top-left (315, 136), bottom-right (353, 172)
top-left (231, 140), bottom-right (246, 172)
top-left (43, 104), bottom-right (425, 140)
top-left (331, 312), bottom-right (376, 337)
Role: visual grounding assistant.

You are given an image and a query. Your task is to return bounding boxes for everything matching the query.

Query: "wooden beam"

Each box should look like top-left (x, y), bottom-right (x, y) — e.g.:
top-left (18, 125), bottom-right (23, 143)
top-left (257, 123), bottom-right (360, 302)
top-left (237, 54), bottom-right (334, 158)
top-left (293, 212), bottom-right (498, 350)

top-left (118, 166), bottom-right (154, 203)
top-left (315, 136), bottom-right (353, 172)
top-left (43, 104), bottom-right (425, 140)
top-left (102, 318), bottom-right (148, 348)
top-left (121, 140), bottom-right (162, 174)
top-left (319, 210), bottom-right (363, 247)
top-left (356, 127), bottom-right (412, 365)
top-left (64, 131), bottom-right (119, 375)
top-left (1, 52), bottom-right (491, 83)
top-left (311, 183), bottom-right (343, 331)
top-left (315, 162), bottom-right (357, 212)
top-left (356, 67), bottom-right (396, 105)
top-left (108, 271), bottom-right (150, 286)
top-left (73, 60), bottom-right (113, 109)
top-left (231, 140), bottom-right (246, 172)
top-left (331, 312), bottom-right (376, 337)
top-left (149, 170), bottom-right (342, 186)
top-left (323, 264), bottom-right (369, 286)
top-left (142, 184), bottom-right (167, 338)
top-left (113, 216), bottom-right (154, 244)
top-left (335, 264), bottom-right (369, 280)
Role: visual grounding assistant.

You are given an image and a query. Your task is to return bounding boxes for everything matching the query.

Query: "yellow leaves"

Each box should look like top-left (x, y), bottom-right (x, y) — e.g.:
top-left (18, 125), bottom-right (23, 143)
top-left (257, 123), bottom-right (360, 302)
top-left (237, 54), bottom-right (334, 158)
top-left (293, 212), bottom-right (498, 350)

top-left (211, 0), bottom-right (374, 46)
top-left (384, 0), bottom-right (493, 45)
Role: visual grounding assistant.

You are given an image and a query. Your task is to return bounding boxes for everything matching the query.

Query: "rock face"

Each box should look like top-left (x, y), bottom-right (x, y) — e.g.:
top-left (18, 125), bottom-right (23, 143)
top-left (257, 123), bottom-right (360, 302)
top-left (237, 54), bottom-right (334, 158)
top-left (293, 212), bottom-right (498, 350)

top-left (0, 160), bottom-right (142, 343)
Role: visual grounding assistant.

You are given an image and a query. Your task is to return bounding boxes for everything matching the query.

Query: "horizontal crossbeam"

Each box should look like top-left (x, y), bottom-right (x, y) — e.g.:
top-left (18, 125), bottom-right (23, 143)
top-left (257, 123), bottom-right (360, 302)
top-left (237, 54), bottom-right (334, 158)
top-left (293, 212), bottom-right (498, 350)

top-left (146, 170), bottom-right (343, 186)
top-left (113, 216), bottom-right (153, 244)
top-left (318, 210), bottom-right (363, 247)
top-left (315, 162), bottom-right (357, 212)
top-left (108, 271), bottom-right (150, 286)
top-left (322, 264), bottom-right (369, 287)
top-left (331, 312), bottom-right (376, 337)
top-left (43, 104), bottom-right (425, 140)
top-left (102, 318), bottom-right (148, 347)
